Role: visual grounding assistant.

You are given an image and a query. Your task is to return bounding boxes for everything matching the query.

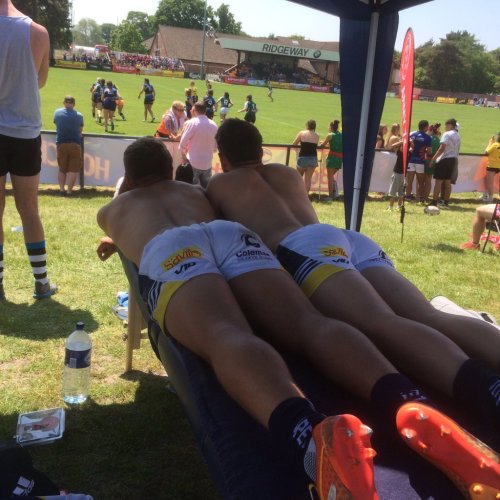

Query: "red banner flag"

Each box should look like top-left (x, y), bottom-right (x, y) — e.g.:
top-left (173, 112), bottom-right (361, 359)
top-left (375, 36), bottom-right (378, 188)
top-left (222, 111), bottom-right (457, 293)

top-left (400, 28), bottom-right (415, 176)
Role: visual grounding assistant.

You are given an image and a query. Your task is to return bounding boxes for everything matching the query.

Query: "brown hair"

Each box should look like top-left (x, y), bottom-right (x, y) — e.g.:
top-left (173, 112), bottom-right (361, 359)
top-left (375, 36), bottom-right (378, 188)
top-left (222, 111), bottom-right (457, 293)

top-left (330, 120), bottom-right (340, 132)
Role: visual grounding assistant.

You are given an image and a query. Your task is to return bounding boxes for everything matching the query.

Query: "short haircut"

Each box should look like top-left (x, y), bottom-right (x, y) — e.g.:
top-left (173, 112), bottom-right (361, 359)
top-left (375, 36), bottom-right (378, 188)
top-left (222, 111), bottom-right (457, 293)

top-left (445, 118), bottom-right (457, 128)
top-left (64, 95), bottom-right (75, 104)
top-left (216, 118), bottom-right (262, 165)
top-left (418, 120), bottom-right (429, 130)
top-left (123, 137), bottom-right (173, 184)
top-left (193, 102), bottom-right (206, 114)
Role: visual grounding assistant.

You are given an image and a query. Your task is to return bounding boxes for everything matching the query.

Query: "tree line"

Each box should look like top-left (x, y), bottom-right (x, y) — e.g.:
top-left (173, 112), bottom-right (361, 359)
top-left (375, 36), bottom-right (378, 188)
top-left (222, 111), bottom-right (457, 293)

top-left (395, 31), bottom-right (499, 94)
top-left (13, 1), bottom-right (500, 94)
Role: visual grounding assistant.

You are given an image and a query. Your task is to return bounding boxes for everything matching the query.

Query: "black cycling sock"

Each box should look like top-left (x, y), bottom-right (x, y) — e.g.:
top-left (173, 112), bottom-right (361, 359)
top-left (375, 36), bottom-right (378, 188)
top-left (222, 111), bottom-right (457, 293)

top-left (268, 397), bottom-right (325, 479)
top-left (370, 373), bottom-right (430, 426)
top-left (453, 358), bottom-right (500, 429)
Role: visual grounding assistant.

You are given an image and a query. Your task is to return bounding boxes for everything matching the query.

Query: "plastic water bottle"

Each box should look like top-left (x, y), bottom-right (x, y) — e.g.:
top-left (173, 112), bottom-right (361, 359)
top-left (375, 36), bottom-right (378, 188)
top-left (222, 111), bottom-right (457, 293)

top-left (62, 322), bottom-right (91, 404)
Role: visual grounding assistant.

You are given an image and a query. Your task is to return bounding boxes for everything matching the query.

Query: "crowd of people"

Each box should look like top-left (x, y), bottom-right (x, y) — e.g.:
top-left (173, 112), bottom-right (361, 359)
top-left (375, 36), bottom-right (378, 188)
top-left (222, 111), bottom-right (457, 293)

top-left (111, 53), bottom-right (184, 71)
top-left (378, 119), bottom-right (499, 208)
top-left (227, 61), bottom-right (329, 86)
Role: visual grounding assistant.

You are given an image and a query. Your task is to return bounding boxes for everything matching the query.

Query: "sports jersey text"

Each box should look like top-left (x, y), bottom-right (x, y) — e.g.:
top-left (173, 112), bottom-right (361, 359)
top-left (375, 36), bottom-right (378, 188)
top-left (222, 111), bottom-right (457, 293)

top-left (321, 246), bottom-right (348, 258)
top-left (162, 247), bottom-right (202, 270)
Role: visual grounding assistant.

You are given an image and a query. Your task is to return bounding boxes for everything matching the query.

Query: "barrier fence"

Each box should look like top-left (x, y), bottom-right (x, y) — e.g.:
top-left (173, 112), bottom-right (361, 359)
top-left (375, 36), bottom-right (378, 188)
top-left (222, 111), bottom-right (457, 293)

top-left (37, 132), bottom-right (497, 195)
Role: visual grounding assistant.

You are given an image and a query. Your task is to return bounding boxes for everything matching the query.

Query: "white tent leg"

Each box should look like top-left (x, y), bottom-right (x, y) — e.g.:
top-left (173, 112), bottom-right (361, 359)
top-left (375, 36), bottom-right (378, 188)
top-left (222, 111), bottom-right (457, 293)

top-left (349, 11), bottom-right (380, 231)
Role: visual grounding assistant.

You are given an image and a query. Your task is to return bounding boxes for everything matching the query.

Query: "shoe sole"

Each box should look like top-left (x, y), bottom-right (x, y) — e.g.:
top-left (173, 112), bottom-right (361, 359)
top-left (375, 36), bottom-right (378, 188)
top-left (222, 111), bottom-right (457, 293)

top-left (314, 414), bottom-right (378, 499)
top-left (396, 403), bottom-right (500, 499)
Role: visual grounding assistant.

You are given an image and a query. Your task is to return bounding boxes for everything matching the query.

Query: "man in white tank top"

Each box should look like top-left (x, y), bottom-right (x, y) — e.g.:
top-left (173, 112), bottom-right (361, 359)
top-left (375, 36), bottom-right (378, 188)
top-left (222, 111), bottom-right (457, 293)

top-left (0, 0), bottom-right (57, 300)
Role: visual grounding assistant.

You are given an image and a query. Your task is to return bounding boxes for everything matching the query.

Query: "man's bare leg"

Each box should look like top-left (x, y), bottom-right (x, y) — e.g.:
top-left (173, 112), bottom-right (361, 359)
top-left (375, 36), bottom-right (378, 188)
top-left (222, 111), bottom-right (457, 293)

top-left (0, 176), bottom-right (5, 298)
top-left (0, 175), bottom-right (5, 246)
top-left (307, 269), bottom-right (468, 396)
top-left (227, 269), bottom-right (398, 401)
top-left (165, 274), bottom-right (304, 425)
top-left (10, 174), bottom-right (44, 243)
top-left (361, 266), bottom-right (500, 372)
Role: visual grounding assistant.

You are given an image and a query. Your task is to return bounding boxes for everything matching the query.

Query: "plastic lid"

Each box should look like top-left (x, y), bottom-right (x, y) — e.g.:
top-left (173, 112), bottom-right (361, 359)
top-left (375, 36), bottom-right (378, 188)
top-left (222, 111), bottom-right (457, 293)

top-left (76, 322), bottom-right (85, 330)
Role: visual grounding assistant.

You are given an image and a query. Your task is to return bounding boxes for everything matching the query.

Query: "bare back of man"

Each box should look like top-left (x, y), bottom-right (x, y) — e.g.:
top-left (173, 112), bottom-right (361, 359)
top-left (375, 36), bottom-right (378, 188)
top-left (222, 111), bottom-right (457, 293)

top-left (209, 119), bottom-right (500, 395)
top-left (98, 180), bottom-right (213, 265)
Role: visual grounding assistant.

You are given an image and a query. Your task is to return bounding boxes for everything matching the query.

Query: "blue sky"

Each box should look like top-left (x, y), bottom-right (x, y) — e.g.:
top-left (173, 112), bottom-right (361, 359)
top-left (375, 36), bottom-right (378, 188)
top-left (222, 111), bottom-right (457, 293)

top-left (72, 0), bottom-right (499, 52)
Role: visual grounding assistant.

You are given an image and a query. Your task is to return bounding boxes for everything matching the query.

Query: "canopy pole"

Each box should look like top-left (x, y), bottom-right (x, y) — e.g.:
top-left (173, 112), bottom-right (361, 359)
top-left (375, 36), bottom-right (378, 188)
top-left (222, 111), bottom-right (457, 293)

top-left (349, 11), bottom-right (379, 231)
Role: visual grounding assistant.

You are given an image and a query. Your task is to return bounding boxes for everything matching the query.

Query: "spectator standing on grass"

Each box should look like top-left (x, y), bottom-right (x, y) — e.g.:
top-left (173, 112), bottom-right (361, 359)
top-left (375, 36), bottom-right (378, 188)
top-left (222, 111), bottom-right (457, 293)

top-left (138, 78), bottom-right (156, 122)
top-left (385, 123), bottom-right (404, 211)
top-left (406, 120), bottom-right (431, 204)
top-left (428, 118), bottom-right (461, 209)
top-left (0, 0), bottom-right (57, 300)
top-left (423, 123), bottom-right (441, 202)
top-left (238, 94), bottom-right (257, 124)
top-left (375, 124), bottom-right (387, 149)
top-left (483, 132), bottom-right (500, 203)
top-left (53, 95), bottom-right (83, 196)
top-left (179, 102), bottom-right (218, 188)
top-left (319, 120), bottom-right (343, 200)
top-left (292, 120), bottom-right (319, 196)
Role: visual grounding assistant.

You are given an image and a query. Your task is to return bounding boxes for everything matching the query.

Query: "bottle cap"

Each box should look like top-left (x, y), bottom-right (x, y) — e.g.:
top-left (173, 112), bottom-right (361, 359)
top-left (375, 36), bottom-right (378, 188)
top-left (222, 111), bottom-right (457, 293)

top-left (76, 322), bottom-right (85, 330)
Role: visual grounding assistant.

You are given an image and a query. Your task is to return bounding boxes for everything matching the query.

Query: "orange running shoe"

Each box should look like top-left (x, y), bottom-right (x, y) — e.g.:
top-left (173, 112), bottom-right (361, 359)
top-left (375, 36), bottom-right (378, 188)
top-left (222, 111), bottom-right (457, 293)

top-left (460, 241), bottom-right (481, 250)
top-left (396, 402), bottom-right (500, 499)
top-left (313, 414), bottom-right (378, 500)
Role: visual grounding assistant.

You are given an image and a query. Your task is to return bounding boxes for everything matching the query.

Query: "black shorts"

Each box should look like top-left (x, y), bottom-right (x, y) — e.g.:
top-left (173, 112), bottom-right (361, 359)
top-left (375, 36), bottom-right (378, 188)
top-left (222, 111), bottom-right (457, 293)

top-left (0, 134), bottom-right (42, 177)
top-left (486, 167), bottom-right (500, 174)
top-left (244, 111), bottom-right (256, 123)
top-left (433, 157), bottom-right (456, 180)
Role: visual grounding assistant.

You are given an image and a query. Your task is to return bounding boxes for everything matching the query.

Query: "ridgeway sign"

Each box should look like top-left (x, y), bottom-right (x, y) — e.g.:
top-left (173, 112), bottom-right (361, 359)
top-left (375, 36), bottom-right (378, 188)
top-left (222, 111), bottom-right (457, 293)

top-left (217, 37), bottom-right (339, 62)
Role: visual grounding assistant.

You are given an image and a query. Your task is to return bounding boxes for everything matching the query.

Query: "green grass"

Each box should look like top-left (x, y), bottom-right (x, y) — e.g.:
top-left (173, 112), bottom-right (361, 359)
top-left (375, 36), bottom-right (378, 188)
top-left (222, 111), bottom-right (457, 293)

top-left (0, 67), bottom-right (497, 498)
top-left (40, 68), bottom-right (499, 152)
top-left (0, 187), bottom-right (498, 498)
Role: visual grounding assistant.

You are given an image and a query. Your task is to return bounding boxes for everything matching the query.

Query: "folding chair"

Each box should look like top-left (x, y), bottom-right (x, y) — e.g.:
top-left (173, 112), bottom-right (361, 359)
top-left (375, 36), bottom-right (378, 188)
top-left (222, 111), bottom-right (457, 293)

top-left (482, 203), bottom-right (500, 253)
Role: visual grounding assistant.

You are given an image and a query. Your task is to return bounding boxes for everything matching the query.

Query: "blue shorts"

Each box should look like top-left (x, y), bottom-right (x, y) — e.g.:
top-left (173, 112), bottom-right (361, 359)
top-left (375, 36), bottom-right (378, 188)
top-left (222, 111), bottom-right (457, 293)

top-left (297, 156), bottom-right (318, 168)
top-left (139, 220), bottom-right (282, 332)
top-left (144, 94), bottom-right (155, 105)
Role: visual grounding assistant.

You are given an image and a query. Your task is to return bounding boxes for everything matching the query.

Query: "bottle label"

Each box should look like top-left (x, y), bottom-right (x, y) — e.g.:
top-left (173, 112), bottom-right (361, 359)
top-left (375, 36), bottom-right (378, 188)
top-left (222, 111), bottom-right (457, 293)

top-left (65, 348), bottom-right (91, 369)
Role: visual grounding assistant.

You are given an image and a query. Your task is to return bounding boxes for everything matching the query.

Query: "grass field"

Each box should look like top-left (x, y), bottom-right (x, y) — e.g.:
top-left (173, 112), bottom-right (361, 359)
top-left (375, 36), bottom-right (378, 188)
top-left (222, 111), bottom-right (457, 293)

top-left (40, 68), bottom-right (500, 153)
top-left (0, 185), bottom-right (498, 498)
top-left (0, 67), bottom-right (497, 498)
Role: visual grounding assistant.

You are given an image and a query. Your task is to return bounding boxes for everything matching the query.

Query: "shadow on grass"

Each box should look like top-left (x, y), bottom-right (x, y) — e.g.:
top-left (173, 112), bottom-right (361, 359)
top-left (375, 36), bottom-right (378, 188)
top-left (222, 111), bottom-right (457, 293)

top-left (0, 371), bottom-right (215, 500)
top-left (430, 243), bottom-right (467, 253)
top-left (0, 298), bottom-right (98, 340)
top-left (38, 188), bottom-right (115, 199)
